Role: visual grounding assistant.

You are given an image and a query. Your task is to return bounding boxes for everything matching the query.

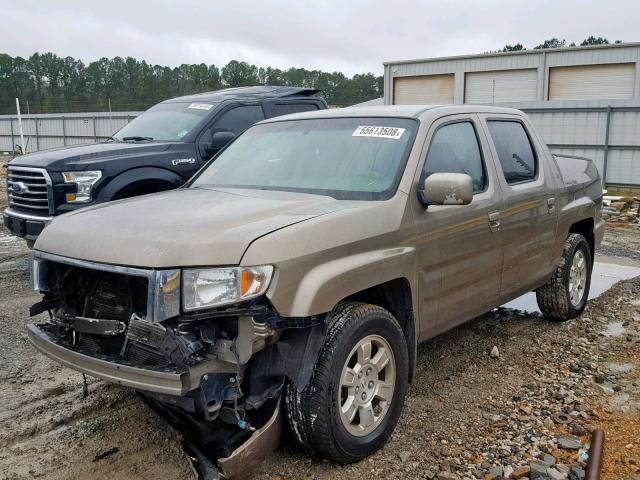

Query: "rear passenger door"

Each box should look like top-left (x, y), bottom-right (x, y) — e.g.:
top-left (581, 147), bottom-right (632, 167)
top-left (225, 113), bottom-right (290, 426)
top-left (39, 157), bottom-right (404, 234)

top-left (479, 115), bottom-right (557, 302)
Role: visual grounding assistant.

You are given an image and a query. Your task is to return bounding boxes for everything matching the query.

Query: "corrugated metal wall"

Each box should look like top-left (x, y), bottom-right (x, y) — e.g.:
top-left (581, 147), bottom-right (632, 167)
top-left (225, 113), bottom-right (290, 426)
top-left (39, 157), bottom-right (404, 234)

top-left (496, 100), bottom-right (640, 186)
top-left (384, 43), bottom-right (640, 186)
top-left (0, 112), bottom-right (141, 152)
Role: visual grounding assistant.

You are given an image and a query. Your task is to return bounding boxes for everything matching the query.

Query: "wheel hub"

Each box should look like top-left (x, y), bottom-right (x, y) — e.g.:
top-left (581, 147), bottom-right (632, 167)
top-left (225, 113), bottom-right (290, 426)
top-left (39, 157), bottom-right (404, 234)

top-left (338, 334), bottom-right (396, 437)
top-left (569, 249), bottom-right (587, 307)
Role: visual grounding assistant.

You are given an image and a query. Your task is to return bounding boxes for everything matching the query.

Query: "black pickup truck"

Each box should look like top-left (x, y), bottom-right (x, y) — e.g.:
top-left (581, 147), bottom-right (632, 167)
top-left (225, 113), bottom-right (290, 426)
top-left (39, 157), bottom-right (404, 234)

top-left (3, 86), bottom-right (327, 245)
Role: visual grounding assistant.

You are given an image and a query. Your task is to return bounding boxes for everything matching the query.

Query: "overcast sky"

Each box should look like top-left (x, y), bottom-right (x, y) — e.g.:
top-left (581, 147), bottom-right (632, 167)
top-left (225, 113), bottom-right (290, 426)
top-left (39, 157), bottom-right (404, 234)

top-left (4, 0), bottom-right (639, 76)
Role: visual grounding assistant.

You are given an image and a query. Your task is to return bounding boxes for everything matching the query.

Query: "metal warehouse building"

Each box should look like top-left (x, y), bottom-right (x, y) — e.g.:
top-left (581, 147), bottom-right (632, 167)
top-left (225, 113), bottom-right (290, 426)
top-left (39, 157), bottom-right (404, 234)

top-left (383, 42), bottom-right (640, 190)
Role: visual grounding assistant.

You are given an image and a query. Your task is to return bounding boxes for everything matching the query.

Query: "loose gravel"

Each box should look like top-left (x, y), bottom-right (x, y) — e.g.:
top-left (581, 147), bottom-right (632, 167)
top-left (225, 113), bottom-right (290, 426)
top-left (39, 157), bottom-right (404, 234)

top-left (0, 224), bottom-right (638, 480)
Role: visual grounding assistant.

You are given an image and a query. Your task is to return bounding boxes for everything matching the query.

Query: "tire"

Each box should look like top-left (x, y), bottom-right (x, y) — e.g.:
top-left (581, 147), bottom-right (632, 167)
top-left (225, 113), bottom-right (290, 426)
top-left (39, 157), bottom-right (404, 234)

top-left (536, 233), bottom-right (592, 321)
top-left (285, 302), bottom-right (409, 464)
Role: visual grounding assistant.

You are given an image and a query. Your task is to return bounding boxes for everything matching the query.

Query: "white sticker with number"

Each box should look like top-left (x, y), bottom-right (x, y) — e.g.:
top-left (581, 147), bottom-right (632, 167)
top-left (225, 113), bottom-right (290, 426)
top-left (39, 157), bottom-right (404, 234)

top-left (188, 103), bottom-right (214, 110)
top-left (352, 126), bottom-right (405, 139)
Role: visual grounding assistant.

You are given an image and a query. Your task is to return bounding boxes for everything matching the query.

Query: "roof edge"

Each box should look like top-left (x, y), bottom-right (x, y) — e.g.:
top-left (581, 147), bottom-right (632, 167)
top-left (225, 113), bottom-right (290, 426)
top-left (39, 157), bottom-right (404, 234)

top-left (383, 41), bottom-right (640, 67)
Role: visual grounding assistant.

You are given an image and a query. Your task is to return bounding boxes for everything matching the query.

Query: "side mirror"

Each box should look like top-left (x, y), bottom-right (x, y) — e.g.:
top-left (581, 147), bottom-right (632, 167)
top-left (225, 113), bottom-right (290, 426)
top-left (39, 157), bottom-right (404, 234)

top-left (211, 131), bottom-right (236, 149)
top-left (202, 131), bottom-right (236, 156)
top-left (419, 173), bottom-right (473, 206)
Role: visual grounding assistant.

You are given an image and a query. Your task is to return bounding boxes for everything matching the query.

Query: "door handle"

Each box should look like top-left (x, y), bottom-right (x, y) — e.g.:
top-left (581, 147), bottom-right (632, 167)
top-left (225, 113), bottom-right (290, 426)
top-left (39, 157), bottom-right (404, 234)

top-left (546, 197), bottom-right (556, 213)
top-left (488, 211), bottom-right (500, 232)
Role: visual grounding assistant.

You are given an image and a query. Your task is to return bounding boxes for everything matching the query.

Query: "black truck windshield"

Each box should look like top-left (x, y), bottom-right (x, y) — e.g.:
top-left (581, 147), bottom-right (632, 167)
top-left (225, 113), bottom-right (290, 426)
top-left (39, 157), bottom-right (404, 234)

top-left (191, 117), bottom-right (417, 200)
top-left (113, 102), bottom-right (214, 142)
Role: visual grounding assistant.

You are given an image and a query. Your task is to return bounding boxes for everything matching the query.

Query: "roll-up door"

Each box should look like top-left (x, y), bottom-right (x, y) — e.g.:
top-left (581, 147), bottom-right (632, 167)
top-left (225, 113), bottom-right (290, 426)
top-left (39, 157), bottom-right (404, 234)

top-left (464, 69), bottom-right (538, 103)
top-left (393, 74), bottom-right (454, 104)
top-left (548, 63), bottom-right (635, 100)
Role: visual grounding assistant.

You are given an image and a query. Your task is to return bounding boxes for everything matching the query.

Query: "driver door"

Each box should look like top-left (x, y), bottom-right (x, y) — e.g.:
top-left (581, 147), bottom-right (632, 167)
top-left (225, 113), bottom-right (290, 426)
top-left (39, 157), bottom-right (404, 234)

top-left (414, 115), bottom-right (504, 338)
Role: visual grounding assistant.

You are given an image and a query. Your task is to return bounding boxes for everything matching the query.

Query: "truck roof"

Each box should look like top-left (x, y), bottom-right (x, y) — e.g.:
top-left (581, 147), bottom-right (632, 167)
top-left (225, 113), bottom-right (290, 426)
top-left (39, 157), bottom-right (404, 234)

top-left (261, 104), bottom-right (524, 122)
top-left (162, 86), bottom-right (322, 104)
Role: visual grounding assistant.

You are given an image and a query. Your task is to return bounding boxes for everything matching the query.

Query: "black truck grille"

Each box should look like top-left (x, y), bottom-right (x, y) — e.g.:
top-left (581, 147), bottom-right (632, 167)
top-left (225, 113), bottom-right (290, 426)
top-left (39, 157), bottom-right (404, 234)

top-left (7, 166), bottom-right (52, 214)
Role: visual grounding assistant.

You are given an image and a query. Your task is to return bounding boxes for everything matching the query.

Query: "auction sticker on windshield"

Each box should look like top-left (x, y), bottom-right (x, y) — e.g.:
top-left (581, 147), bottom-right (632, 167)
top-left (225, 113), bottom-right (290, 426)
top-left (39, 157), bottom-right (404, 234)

top-left (352, 126), bottom-right (405, 139)
top-left (188, 103), bottom-right (214, 110)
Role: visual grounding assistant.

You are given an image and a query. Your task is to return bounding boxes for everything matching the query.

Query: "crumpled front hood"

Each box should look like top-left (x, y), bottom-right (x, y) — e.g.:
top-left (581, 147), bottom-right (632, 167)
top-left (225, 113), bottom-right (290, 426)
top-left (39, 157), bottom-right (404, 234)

top-left (35, 187), bottom-right (342, 268)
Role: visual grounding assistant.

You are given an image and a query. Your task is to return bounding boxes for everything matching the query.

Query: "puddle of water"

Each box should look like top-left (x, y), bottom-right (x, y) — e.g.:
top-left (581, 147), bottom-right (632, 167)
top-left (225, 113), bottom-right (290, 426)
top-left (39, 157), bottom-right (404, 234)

top-left (504, 260), bottom-right (640, 313)
top-left (603, 322), bottom-right (626, 337)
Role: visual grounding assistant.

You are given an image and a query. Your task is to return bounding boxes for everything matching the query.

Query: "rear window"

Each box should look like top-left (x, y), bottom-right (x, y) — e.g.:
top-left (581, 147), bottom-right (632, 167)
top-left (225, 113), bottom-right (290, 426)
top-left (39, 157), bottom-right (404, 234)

top-left (270, 103), bottom-right (319, 116)
top-left (487, 121), bottom-right (537, 184)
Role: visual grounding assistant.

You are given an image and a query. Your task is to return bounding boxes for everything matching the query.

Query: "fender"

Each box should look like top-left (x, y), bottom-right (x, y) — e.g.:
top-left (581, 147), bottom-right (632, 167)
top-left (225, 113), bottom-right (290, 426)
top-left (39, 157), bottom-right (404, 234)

top-left (270, 246), bottom-right (417, 319)
top-left (95, 167), bottom-right (185, 202)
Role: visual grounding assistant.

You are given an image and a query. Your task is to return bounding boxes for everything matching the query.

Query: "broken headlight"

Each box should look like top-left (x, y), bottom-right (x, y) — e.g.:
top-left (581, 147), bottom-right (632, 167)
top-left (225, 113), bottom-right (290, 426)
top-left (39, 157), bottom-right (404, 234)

top-left (182, 266), bottom-right (273, 311)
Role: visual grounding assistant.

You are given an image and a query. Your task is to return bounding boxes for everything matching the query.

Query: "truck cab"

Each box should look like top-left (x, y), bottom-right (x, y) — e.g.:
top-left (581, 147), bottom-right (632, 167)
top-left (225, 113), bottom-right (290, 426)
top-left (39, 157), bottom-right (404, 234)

top-left (3, 86), bottom-right (327, 244)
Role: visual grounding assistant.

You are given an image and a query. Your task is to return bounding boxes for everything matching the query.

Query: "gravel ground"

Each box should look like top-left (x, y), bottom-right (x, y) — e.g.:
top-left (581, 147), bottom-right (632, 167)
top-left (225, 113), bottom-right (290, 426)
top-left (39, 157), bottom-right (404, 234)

top-left (0, 224), bottom-right (638, 480)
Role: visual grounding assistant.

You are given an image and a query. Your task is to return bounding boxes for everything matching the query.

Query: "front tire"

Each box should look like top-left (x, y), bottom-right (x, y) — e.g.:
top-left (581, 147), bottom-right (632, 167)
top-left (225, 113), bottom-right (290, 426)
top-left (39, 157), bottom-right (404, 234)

top-left (536, 233), bottom-right (592, 321)
top-left (285, 302), bottom-right (408, 463)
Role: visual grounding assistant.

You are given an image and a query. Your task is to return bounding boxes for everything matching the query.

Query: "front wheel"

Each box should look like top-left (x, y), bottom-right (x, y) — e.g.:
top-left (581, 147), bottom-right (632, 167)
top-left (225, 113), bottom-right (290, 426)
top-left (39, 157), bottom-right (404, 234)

top-left (536, 233), bottom-right (592, 321)
top-left (285, 302), bottom-right (408, 463)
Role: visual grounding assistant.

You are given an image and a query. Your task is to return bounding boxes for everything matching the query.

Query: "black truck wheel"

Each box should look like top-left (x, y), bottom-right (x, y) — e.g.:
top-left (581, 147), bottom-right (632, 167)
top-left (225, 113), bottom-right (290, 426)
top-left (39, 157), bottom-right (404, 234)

top-left (536, 233), bottom-right (592, 321)
top-left (285, 302), bottom-right (408, 464)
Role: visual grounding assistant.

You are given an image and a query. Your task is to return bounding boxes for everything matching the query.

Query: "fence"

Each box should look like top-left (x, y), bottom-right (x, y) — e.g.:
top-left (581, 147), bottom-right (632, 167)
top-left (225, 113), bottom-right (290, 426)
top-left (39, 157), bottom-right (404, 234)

top-left (0, 112), bottom-right (142, 153)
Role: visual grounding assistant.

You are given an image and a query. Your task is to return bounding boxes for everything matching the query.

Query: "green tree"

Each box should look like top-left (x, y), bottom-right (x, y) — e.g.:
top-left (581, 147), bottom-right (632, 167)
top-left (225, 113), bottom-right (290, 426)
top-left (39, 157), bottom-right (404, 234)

top-left (533, 38), bottom-right (567, 49)
top-left (501, 43), bottom-right (525, 52)
top-left (580, 36), bottom-right (609, 46)
top-left (221, 60), bottom-right (259, 87)
top-left (0, 52), bottom-right (385, 113)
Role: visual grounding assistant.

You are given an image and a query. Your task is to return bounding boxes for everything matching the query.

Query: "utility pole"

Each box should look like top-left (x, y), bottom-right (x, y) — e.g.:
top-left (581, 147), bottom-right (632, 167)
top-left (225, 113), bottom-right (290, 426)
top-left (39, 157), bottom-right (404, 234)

top-left (16, 98), bottom-right (25, 153)
top-left (108, 97), bottom-right (112, 115)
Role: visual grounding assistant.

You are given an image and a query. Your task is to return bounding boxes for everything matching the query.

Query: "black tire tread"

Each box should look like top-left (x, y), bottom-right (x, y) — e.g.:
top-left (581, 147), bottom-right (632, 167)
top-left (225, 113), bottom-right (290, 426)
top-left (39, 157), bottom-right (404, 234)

top-left (536, 233), bottom-right (591, 321)
top-left (285, 301), bottom-right (406, 464)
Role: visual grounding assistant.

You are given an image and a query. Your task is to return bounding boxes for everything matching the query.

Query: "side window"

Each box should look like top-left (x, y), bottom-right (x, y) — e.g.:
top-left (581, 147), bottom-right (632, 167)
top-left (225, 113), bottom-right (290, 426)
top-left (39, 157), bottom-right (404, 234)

top-left (422, 121), bottom-right (486, 193)
top-left (487, 121), bottom-right (537, 184)
top-left (270, 103), bottom-right (319, 117)
top-left (214, 105), bottom-right (265, 135)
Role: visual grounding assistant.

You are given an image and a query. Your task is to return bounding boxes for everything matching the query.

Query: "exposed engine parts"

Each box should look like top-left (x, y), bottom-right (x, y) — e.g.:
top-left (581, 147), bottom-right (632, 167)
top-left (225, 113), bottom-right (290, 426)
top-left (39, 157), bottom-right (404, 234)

top-left (28, 257), bottom-right (326, 477)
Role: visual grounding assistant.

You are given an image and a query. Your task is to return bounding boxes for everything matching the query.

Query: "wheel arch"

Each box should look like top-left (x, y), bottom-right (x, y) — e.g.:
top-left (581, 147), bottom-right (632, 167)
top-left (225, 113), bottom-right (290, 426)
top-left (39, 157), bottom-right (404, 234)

top-left (568, 217), bottom-right (595, 264)
top-left (96, 167), bottom-right (185, 201)
top-left (341, 278), bottom-right (418, 383)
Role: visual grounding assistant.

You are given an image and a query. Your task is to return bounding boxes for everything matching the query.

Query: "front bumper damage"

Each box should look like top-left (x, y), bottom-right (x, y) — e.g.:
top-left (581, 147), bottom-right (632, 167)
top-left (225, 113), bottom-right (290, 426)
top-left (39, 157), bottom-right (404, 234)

top-left (27, 252), bottom-right (325, 478)
top-left (28, 323), bottom-right (190, 394)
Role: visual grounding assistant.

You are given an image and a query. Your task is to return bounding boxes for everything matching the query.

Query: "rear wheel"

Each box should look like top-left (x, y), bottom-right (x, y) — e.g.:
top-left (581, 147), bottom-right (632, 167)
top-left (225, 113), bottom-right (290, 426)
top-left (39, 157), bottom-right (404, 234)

top-left (285, 302), bottom-right (408, 463)
top-left (536, 233), bottom-right (592, 321)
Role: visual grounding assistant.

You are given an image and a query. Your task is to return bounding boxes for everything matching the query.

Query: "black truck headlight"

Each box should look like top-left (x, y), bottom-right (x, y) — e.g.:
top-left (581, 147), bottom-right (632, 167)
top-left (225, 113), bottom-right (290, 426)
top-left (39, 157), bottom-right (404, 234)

top-left (62, 170), bottom-right (102, 203)
top-left (182, 266), bottom-right (274, 311)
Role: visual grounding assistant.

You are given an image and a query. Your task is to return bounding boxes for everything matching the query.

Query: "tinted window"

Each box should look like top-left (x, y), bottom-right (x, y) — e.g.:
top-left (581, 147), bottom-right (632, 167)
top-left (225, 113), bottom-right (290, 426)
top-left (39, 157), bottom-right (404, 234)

top-left (487, 121), bottom-right (537, 184)
top-left (214, 105), bottom-right (265, 135)
top-left (270, 103), bottom-right (319, 116)
top-left (423, 121), bottom-right (486, 193)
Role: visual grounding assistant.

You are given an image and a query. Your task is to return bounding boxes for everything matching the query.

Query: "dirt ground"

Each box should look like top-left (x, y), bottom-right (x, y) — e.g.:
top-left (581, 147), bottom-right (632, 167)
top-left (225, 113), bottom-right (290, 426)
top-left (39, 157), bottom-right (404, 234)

top-left (0, 221), bottom-right (639, 479)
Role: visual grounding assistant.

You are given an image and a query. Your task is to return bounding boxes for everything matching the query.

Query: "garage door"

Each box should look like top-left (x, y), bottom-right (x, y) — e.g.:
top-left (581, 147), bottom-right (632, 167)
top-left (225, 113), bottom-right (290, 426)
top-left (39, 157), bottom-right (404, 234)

top-left (464, 69), bottom-right (537, 103)
top-left (549, 63), bottom-right (635, 100)
top-left (393, 74), bottom-right (454, 104)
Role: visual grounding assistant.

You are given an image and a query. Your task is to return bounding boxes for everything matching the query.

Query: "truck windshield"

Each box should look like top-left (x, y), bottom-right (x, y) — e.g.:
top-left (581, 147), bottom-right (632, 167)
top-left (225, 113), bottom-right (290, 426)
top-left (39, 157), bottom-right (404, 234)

top-left (113, 102), bottom-right (215, 142)
top-left (191, 117), bottom-right (417, 200)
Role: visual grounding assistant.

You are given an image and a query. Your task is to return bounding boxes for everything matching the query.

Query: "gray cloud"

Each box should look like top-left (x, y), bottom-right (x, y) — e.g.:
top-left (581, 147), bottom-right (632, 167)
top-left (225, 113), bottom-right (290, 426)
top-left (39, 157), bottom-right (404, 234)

top-left (3, 0), bottom-right (638, 76)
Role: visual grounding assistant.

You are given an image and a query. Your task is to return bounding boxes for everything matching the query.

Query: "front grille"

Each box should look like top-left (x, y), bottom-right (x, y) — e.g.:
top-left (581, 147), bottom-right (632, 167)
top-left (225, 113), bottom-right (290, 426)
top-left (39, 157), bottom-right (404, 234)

top-left (7, 166), bottom-right (52, 214)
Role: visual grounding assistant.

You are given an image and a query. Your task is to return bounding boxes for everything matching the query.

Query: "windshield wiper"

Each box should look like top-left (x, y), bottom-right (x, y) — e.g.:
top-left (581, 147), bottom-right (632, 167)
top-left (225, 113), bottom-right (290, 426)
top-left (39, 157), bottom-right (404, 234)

top-left (122, 136), bottom-right (154, 142)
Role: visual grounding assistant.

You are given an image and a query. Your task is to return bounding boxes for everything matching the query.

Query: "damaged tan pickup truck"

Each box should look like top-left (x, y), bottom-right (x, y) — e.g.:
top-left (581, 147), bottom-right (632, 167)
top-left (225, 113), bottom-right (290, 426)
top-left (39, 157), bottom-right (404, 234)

top-left (26, 105), bottom-right (603, 477)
